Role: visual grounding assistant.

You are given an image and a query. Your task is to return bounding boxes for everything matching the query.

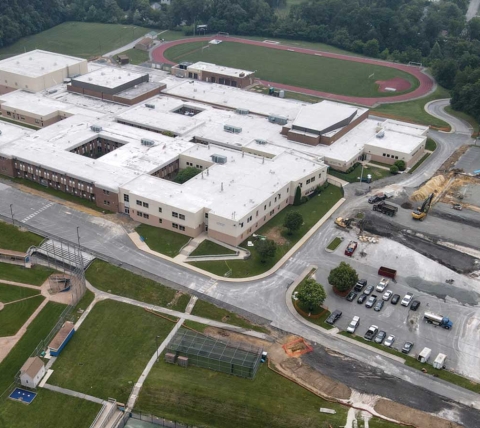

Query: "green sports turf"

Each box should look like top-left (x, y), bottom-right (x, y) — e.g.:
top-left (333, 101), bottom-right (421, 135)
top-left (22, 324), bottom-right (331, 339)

top-left (164, 41), bottom-right (418, 98)
top-left (0, 283), bottom-right (39, 303)
top-left (0, 22), bottom-right (153, 60)
top-left (0, 295), bottom-right (45, 337)
top-left (0, 222), bottom-right (43, 252)
top-left (48, 299), bottom-right (175, 402)
top-left (0, 263), bottom-right (56, 286)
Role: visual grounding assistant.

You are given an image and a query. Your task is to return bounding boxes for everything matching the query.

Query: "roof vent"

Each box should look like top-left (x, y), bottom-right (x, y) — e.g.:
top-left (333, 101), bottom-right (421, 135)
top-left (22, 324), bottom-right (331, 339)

top-left (376, 129), bottom-right (385, 138)
top-left (141, 138), bottom-right (155, 146)
top-left (90, 125), bottom-right (103, 133)
top-left (145, 103), bottom-right (155, 109)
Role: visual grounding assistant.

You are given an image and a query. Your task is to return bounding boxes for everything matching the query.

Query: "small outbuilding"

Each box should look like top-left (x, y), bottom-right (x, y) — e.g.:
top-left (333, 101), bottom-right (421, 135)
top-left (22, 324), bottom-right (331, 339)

top-left (135, 38), bottom-right (154, 51)
top-left (48, 321), bottom-right (75, 357)
top-left (117, 54), bottom-right (130, 65)
top-left (20, 357), bottom-right (45, 389)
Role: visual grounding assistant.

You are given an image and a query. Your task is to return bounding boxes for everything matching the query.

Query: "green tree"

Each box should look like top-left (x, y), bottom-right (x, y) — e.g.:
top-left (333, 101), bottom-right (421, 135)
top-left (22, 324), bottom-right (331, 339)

top-left (363, 39), bottom-right (380, 58)
top-left (432, 59), bottom-right (458, 89)
top-left (394, 160), bottom-right (406, 171)
top-left (328, 262), bottom-right (358, 292)
top-left (283, 211), bottom-right (303, 235)
top-left (256, 239), bottom-right (277, 263)
top-left (297, 279), bottom-right (326, 311)
top-left (174, 167), bottom-right (202, 184)
top-left (390, 165), bottom-right (399, 174)
top-left (429, 42), bottom-right (443, 61)
top-left (293, 185), bottom-right (302, 206)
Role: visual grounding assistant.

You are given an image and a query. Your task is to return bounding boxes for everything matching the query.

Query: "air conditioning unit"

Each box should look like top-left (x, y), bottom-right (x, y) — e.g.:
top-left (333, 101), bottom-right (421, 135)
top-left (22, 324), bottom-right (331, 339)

top-left (90, 125), bottom-right (103, 133)
top-left (211, 154), bottom-right (228, 164)
top-left (235, 108), bottom-right (249, 115)
top-left (224, 124), bottom-right (242, 134)
top-left (145, 103), bottom-right (155, 109)
top-left (141, 139), bottom-right (155, 146)
top-left (255, 139), bottom-right (267, 145)
top-left (268, 115), bottom-right (287, 125)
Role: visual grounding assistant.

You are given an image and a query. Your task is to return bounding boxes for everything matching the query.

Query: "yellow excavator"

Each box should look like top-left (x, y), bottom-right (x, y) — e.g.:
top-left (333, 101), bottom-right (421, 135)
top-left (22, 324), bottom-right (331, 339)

top-left (334, 217), bottom-right (354, 228)
top-left (412, 193), bottom-right (434, 221)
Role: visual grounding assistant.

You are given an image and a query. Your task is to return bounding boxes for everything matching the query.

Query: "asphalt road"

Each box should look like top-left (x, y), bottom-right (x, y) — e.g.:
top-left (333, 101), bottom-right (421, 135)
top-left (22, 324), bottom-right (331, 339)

top-left (467, 0), bottom-right (480, 21)
top-left (1, 101), bottom-right (479, 424)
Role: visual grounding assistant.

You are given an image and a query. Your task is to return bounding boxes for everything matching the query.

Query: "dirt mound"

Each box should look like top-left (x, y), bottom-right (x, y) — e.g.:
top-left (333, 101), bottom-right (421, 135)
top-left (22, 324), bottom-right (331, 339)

top-left (401, 202), bottom-right (413, 209)
top-left (376, 77), bottom-right (412, 93)
top-left (375, 399), bottom-right (462, 428)
top-left (411, 175), bottom-right (445, 201)
top-left (265, 226), bottom-right (287, 245)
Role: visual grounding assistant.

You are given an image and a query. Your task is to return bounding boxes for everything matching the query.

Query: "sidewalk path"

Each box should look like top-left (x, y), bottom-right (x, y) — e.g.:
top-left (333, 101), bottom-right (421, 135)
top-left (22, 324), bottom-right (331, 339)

top-left (151, 36), bottom-right (435, 107)
top-left (42, 383), bottom-right (104, 404)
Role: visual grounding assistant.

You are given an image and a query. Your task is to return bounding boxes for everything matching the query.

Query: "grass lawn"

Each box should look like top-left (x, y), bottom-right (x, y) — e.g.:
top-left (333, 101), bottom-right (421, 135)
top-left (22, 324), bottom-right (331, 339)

top-left (368, 160), bottom-right (392, 168)
top-left (189, 185), bottom-right (343, 277)
top-left (1, 175), bottom-right (109, 213)
top-left (0, 388), bottom-right (101, 428)
top-left (49, 300), bottom-right (175, 402)
top-left (117, 47), bottom-right (149, 65)
top-left (339, 332), bottom-right (480, 393)
top-left (136, 224), bottom-right (190, 258)
top-left (0, 301), bottom-right (66, 393)
top-left (0, 116), bottom-right (39, 130)
top-left (327, 237), bottom-right (342, 251)
top-left (136, 361), bottom-right (348, 428)
top-left (408, 153), bottom-right (430, 174)
top-left (0, 22), bottom-right (153, 60)
top-left (328, 164), bottom-right (391, 183)
top-left (86, 260), bottom-right (188, 311)
top-left (71, 289), bottom-right (95, 323)
top-left (0, 263), bottom-right (55, 286)
top-left (372, 85), bottom-right (451, 128)
top-left (0, 283), bottom-right (39, 303)
top-left (164, 41), bottom-right (418, 98)
top-left (445, 106), bottom-right (479, 136)
top-left (0, 295), bottom-right (44, 337)
top-left (189, 240), bottom-right (236, 257)
top-left (190, 300), bottom-right (269, 333)
top-left (0, 222), bottom-right (43, 252)
top-left (426, 137), bottom-right (437, 151)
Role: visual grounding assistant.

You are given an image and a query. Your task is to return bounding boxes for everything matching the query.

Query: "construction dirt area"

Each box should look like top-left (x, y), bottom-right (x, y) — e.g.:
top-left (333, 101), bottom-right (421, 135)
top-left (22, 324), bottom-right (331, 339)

top-left (202, 327), bottom-right (464, 428)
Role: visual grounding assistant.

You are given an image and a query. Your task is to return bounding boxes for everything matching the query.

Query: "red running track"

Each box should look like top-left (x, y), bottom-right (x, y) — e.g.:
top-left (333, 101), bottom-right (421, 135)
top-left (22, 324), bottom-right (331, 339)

top-left (151, 36), bottom-right (435, 107)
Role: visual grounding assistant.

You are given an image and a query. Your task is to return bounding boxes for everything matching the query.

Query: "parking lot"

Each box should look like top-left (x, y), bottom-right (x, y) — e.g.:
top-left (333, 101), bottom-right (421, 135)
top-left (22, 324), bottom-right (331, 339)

top-left (314, 227), bottom-right (480, 380)
top-left (455, 146), bottom-right (480, 174)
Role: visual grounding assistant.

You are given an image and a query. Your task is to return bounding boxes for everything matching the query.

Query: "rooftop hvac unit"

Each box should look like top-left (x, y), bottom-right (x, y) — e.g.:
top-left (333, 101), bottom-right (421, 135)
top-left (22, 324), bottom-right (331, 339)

top-left (211, 154), bottom-right (228, 164)
top-left (141, 138), bottom-right (155, 146)
top-left (90, 125), bottom-right (103, 133)
top-left (177, 356), bottom-right (189, 368)
top-left (268, 115), bottom-right (288, 125)
top-left (145, 103), bottom-right (155, 109)
top-left (255, 139), bottom-right (267, 145)
top-left (224, 124), bottom-right (242, 134)
top-left (235, 108), bottom-right (249, 115)
top-left (376, 129), bottom-right (385, 138)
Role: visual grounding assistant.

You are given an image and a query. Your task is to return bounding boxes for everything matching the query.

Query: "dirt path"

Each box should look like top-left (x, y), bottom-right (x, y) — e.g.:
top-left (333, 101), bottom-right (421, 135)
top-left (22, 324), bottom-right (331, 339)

top-left (152, 36), bottom-right (435, 107)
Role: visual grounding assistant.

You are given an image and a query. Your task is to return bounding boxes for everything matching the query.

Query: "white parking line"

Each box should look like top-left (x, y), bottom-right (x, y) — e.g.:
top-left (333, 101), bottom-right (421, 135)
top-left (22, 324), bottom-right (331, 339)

top-left (21, 202), bottom-right (54, 223)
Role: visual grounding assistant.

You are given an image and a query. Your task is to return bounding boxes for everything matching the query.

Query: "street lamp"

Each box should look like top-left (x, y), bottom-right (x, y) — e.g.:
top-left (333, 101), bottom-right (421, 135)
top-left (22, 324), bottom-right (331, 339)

top-left (10, 204), bottom-right (14, 226)
top-left (155, 335), bottom-right (161, 362)
top-left (76, 226), bottom-right (81, 248)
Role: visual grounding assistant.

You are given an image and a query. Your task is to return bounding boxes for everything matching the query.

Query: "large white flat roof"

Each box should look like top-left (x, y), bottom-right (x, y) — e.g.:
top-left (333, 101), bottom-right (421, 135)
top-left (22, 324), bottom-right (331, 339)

top-left (163, 77), bottom-right (306, 119)
top-left (123, 145), bottom-right (324, 218)
top-left (188, 62), bottom-right (254, 78)
top-left (73, 67), bottom-right (147, 89)
top-left (364, 120), bottom-right (426, 153)
top-left (0, 121), bottom-right (34, 148)
top-left (0, 50), bottom-right (85, 78)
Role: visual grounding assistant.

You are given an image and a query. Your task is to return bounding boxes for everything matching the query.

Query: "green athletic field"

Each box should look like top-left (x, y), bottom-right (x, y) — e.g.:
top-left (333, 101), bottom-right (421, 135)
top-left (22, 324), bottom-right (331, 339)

top-left (164, 41), bottom-right (419, 98)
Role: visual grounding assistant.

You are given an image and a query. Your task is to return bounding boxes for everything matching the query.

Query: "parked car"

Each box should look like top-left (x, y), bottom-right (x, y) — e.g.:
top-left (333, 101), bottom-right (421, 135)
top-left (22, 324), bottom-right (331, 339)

top-left (384, 334), bottom-right (396, 347)
top-left (325, 310), bottom-right (342, 325)
top-left (346, 291), bottom-right (358, 302)
top-left (401, 293), bottom-right (414, 307)
top-left (376, 278), bottom-right (389, 292)
top-left (382, 290), bottom-right (393, 301)
top-left (374, 330), bottom-right (387, 344)
top-left (368, 193), bottom-right (386, 204)
top-left (402, 342), bottom-right (414, 354)
top-left (373, 300), bottom-right (385, 312)
top-left (357, 294), bottom-right (367, 304)
top-left (363, 285), bottom-right (374, 295)
top-left (347, 316), bottom-right (360, 333)
top-left (364, 325), bottom-right (379, 341)
top-left (410, 300), bottom-right (421, 311)
top-left (391, 294), bottom-right (401, 305)
top-left (365, 295), bottom-right (377, 308)
top-left (354, 279), bottom-right (367, 292)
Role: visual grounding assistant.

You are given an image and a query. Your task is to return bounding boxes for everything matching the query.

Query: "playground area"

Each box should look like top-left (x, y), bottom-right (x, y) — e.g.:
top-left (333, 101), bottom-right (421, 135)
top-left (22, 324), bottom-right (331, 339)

top-left (153, 35), bottom-right (434, 107)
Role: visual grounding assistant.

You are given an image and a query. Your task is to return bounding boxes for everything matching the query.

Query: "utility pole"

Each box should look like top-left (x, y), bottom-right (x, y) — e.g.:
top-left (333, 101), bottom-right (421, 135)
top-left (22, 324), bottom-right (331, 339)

top-left (156, 335), bottom-right (161, 362)
top-left (10, 204), bottom-right (14, 226)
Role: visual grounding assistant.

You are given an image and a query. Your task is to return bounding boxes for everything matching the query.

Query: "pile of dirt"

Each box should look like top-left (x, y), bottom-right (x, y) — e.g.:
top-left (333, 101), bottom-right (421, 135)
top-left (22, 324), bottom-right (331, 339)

top-left (265, 226), bottom-right (287, 246)
top-left (411, 175), bottom-right (445, 201)
top-left (401, 202), bottom-right (413, 209)
top-left (375, 399), bottom-right (462, 428)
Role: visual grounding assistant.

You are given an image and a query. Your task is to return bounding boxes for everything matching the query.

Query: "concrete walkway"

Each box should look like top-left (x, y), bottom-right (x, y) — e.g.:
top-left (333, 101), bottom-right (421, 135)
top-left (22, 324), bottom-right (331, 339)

top-left (128, 198), bottom-right (346, 283)
top-left (86, 281), bottom-right (271, 340)
top-left (285, 266), bottom-right (406, 364)
top-left (126, 317), bottom-right (185, 410)
top-left (42, 383), bottom-right (104, 404)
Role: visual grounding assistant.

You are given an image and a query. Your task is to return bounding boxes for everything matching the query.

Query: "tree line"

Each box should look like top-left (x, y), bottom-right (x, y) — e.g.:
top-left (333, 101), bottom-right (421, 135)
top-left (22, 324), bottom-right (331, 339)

top-left (1, 0), bottom-right (479, 122)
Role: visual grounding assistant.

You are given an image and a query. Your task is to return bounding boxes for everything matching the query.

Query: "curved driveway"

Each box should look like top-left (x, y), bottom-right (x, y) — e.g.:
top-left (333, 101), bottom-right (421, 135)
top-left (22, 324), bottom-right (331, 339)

top-left (152, 36), bottom-right (435, 107)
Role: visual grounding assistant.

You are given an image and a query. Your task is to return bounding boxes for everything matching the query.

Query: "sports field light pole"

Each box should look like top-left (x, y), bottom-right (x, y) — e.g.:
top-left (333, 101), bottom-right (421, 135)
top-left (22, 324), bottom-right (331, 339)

top-left (10, 204), bottom-right (14, 226)
top-left (358, 164), bottom-right (365, 184)
top-left (155, 335), bottom-right (161, 362)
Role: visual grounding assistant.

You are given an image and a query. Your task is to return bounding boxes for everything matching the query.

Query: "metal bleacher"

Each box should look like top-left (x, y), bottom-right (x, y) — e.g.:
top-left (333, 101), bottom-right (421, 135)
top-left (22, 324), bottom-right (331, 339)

top-left (30, 239), bottom-right (95, 271)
